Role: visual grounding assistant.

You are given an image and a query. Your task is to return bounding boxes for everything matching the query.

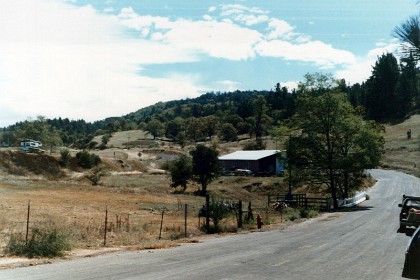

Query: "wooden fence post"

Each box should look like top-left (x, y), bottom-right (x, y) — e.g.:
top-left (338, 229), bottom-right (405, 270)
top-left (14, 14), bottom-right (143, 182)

top-left (25, 200), bottom-right (30, 245)
top-left (238, 200), bottom-right (243, 228)
top-left (184, 204), bottom-right (188, 238)
top-left (159, 210), bottom-right (164, 240)
top-left (103, 206), bottom-right (108, 246)
top-left (205, 194), bottom-right (210, 232)
top-left (127, 214), bottom-right (130, 232)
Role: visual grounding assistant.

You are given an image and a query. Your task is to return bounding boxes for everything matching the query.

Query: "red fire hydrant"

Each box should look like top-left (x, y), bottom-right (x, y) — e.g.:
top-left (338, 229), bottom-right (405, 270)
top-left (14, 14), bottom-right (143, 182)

top-left (257, 214), bottom-right (263, 229)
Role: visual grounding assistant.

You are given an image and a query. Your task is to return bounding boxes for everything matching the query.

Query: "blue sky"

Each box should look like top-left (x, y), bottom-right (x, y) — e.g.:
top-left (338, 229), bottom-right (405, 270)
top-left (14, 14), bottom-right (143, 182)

top-left (0, 0), bottom-right (417, 126)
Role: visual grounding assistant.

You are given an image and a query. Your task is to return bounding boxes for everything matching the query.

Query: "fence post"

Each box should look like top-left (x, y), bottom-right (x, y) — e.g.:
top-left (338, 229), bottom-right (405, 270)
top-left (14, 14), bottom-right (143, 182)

top-left (238, 200), bottom-right (243, 228)
top-left (127, 214), bottom-right (130, 232)
top-left (184, 204), bottom-right (188, 238)
top-left (205, 194), bottom-right (210, 232)
top-left (25, 200), bottom-right (30, 245)
top-left (159, 210), bottom-right (164, 240)
top-left (103, 206), bottom-right (108, 246)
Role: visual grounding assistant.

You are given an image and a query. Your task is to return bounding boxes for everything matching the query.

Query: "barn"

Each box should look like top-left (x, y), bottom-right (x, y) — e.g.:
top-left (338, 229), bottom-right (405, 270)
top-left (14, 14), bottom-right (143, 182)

top-left (218, 150), bottom-right (284, 176)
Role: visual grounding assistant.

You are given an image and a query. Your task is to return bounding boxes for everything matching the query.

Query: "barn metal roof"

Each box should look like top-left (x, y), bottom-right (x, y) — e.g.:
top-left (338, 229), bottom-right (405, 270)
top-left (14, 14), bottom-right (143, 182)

top-left (218, 150), bottom-right (280, 161)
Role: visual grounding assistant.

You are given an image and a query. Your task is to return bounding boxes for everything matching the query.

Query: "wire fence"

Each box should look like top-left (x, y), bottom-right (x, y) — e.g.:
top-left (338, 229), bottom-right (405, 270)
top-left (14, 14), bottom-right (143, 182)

top-left (0, 199), bottom-right (275, 250)
top-left (0, 200), bottom-right (206, 248)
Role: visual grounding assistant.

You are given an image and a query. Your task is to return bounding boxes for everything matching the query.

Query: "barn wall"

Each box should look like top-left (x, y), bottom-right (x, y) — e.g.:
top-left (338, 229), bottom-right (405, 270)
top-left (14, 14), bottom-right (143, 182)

top-left (222, 160), bottom-right (259, 173)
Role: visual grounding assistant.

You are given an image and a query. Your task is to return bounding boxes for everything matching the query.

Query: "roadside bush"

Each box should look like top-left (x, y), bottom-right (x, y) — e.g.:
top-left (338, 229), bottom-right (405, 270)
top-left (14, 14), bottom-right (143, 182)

top-left (76, 151), bottom-right (101, 169)
top-left (202, 196), bottom-right (234, 233)
top-left (283, 208), bottom-right (319, 221)
top-left (6, 228), bottom-right (71, 258)
top-left (300, 209), bottom-right (319, 219)
top-left (284, 208), bottom-right (301, 221)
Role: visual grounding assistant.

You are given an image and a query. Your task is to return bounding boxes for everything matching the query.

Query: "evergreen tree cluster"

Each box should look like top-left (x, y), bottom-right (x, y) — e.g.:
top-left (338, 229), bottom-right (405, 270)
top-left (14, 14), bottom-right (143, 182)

top-left (347, 53), bottom-right (419, 121)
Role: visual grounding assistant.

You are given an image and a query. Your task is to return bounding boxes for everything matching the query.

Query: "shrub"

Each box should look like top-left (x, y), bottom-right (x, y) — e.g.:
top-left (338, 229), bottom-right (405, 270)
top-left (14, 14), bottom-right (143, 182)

top-left (101, 134), bottom-right (112, 145)
top-left (6, 228), bottom-right (71, 258)
top-left (59, 149), bottom-right (71, 167)
top-left (300, 209), bottom-right (319, 219)
top-left (76, 151), bottom-right (101, 169)
top-left (284, 208), bottom-right (301, 221)
top-left (97, 143), bottom-right (108, 150)
top-left (203, 196), bottom-right (234, 233)
top-left (85, 165), bottom-right (107, 186)
top-left (88, 141), bottom-right (98, 150)
top-left (243, 141), bottom-right (266, 150)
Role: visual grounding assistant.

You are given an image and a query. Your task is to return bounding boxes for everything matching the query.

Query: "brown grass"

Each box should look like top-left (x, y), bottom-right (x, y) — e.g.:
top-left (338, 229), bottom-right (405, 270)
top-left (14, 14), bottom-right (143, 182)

top-left (0, 148), bottom-right (287, 255)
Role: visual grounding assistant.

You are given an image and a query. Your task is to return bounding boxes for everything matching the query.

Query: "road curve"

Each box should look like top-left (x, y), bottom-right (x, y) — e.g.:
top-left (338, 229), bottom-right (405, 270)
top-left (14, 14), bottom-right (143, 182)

top-left (0, 169), bottom-right (417, 280)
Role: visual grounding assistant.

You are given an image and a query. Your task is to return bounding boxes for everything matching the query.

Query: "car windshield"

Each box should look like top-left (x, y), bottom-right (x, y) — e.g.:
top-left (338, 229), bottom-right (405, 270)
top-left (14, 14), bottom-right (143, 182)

top-left (406, 200), bottom-right (420, 208)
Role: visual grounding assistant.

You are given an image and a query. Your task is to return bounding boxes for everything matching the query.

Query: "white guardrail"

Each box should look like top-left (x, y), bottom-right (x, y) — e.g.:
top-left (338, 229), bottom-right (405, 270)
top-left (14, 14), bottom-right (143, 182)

top-left (337, 191), bottom-right (367, 208)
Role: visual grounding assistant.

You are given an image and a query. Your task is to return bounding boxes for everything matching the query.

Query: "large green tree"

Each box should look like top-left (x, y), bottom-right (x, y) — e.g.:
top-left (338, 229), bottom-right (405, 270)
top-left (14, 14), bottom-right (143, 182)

top-left (366, 53), bottom-right (400, 121)
top-left (219, 123), bottom-right (238, 142)
top-left (145, 119), bottom-right (163, 140)
top-left (291, 74), bottom-right (384, 209)
top-left (165, 117), bottom-right (185, 141)
top-left (190, 144), bottom-right (220, 196)
top-left (397, 54), bottom-right (419, 114)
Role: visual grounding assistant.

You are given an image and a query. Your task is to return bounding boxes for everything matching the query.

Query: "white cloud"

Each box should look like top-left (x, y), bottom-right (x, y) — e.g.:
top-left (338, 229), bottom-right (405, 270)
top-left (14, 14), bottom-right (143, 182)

top-left (117, 7), bottom-right (263, 60)
top-left (220, 4), bottom-right (267, 16)
top-left (234, 14), bottom-right (269, 26)
top-left (157, 20), bottom-right (262, 60)
top-left (267, 19), bottom-right (295, 39)
top-left (214, 80), bottom-right (241, 92)
top-left (117, 7), bottom-right (172, 34)
top-left (280, 81), bottom-right (299, 91)
top-left (208, 6), bottom-right (217, 13)
top-left (219, 4), bottom-right (269, 26)
top-left (256, 40), bottom-right (356, 68)
top-left (203, 14), bottom-right (213, 21)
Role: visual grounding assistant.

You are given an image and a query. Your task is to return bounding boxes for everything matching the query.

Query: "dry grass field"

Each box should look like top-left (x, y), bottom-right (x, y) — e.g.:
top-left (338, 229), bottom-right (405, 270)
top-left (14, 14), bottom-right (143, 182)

top-left (0, 134), bottom-right (289, 260)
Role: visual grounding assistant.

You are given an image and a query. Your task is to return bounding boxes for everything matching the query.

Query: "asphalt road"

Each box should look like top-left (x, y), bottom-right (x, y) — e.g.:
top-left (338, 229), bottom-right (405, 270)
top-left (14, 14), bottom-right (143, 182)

top-left (0, 169), bottom-right (417, 280)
